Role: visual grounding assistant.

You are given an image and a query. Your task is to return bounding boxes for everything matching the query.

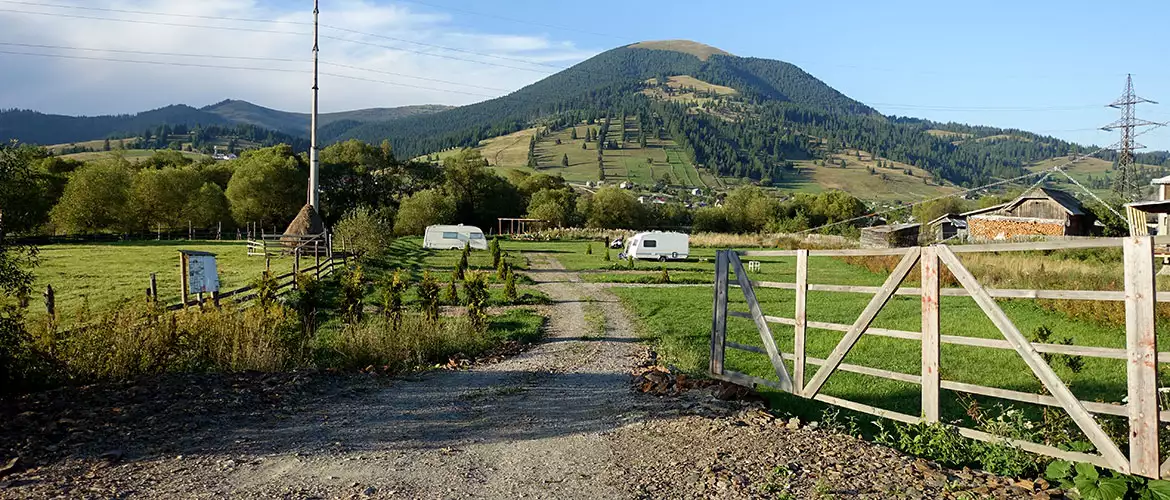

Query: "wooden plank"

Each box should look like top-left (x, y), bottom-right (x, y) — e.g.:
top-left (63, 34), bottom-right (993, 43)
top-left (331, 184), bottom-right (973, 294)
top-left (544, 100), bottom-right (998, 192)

top-left (714, 370), bottom-right (787, 392)
top-left (750, 281), bottom-right (1149, 302)
top-left (955, 427), bottom-right (1113, 470)
top-left (794, 249), bottom-right (808, 396)
top-left (940, 380), bottom-right (1127, 417)
top-left (921, 246), bottom-right (941, 423)
top-left (810, 394), bottom-right (920, 424)
top-left (937, 245), bottom-right (1130, 473)
top-left (788, 353), bottom-right (921, 385)
top-left (1124, 236), bottom-right (1160, 478)
top-left (742, 248), bottom-right (913, 257)
top-left (948, 238), bottom-right (1124, 253)
top-left (803, 248), bottom-right (920, 397)
top-left (744, 311), bottom-right (1143, 361)
top-left (710, 250), bottom-right (730, 376)
top-left (728, 252), bottom-right (794, 392)
top-left (726, 341), bottom-right (766, 354)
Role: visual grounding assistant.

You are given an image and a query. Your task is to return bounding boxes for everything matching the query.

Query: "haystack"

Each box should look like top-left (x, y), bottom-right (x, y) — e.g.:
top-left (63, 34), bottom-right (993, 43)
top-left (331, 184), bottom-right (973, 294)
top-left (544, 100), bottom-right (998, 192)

top-left (281, 204), bottom-right (325, 248)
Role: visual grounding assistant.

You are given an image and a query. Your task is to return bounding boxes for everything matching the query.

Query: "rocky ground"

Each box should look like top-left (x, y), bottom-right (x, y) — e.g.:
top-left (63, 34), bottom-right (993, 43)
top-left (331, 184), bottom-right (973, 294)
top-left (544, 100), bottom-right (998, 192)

top-left (0, 255), bottom-right (1064, 499)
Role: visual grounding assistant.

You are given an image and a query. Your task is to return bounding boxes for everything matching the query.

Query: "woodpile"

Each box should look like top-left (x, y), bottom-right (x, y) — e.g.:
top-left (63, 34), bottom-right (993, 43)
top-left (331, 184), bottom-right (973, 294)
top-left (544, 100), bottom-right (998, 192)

top-left (968, 215), bottom-right (1065, 241)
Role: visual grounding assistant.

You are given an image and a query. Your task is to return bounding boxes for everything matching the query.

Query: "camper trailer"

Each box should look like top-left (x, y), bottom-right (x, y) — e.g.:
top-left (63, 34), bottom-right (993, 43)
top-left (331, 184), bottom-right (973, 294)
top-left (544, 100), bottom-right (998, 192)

top-left (622, 231), bottom-right (689, 261)
top-left (423, 225), bottom-right (488, 250)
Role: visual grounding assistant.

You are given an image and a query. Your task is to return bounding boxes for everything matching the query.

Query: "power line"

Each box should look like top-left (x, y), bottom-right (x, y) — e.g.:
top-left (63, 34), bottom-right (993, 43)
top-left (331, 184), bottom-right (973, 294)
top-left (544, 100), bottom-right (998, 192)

top-left (319, 33), bottom-right (554, 74)
top-left (395, 0), bottom-right (626, 41)
top-left (0, 41), bottom-right (509, 92)
top-left (876, 102), bottom-right (1101, 112)
top-left (0, 6), bottom-right (566, 73)
top-left (0, 41), bottom-right (305, 63)
top-left (319, 23), bottom-right (570, 69)
top-left (0, 0), bottom-right (312, 25)
top-left (319, 61), bottom-right (508, 92)
top-left (0, 49), bottom-right (499, 98)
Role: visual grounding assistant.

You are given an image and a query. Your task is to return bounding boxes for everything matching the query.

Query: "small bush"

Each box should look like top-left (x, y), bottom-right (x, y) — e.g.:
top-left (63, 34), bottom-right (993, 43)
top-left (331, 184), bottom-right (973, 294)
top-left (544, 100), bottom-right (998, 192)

top-left (289, 273), bottom-right (325, 335)
top-left (416, 270), bottom-right (441, 323)
top-left (456, 243), bottom-right (470, 279)
top-left (504, 266), bottom-right (518, 303)
top-left (497, 255), bottom-right (507, 280)
top-left (656, 265), bottom-right (671, 284)
top-left (444, 270), bottom-right (460, 305)
top-left (604, 246), bottom-right (611, 261)
top-left (340, 265), bottom-right (365, 324)
top-left (490, 236), bottom-right (502, 268)
top-left (382, 269), bottom-right (408, 328)
top-left (586, 243), bottom-right (593, 255)
top-left (626, 255), bottom-right (635, 270)
top-left (463, 272), bottom-right (489, 331)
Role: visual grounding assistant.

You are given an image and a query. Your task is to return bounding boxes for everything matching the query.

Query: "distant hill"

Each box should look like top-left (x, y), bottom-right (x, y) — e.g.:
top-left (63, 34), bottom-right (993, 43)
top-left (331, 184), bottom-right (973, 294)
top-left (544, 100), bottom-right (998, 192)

top-left (201, 100), bottom-right (453, 138)
top-left (0, 101), bottom-right (451, 146)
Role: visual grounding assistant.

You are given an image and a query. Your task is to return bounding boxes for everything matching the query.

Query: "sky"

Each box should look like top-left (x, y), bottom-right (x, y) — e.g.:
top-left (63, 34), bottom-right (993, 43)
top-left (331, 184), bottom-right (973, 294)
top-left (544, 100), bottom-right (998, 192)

top-left (0, 0), bottom-right (1167, 150)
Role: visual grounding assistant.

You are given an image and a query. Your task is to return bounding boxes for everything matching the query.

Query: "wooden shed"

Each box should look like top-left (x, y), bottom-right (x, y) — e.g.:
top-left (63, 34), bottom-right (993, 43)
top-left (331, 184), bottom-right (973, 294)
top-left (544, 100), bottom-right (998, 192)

top-left (967, 188), bottom-right (1093, 241)
top-left (925, 213), bottom-right (967, 242)
top-left (860, 223), bottom-right (921, 248)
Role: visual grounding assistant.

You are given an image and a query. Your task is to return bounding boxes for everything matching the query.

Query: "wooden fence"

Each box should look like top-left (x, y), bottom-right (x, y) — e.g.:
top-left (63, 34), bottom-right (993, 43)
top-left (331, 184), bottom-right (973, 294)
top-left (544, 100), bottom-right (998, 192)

top-left (41, 242), bottom-right (349, 320)
top-left (709, 236), bottom-right (1167, 478)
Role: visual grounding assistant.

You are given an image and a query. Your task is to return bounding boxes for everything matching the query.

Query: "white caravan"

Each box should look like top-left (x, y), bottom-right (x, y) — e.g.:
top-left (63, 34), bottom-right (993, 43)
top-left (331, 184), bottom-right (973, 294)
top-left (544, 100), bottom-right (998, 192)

top-left (622, 231), bottom-right (689, 261)
top-left (423, 225), bottom-right (488, 250)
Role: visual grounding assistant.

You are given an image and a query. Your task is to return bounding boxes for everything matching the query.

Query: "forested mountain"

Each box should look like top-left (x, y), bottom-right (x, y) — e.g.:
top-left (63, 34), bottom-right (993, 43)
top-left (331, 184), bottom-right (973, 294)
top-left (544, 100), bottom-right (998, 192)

top-left (201, 100), bottom-right (452, 138)
top-left (338, 41), bottom-right (878, 158)
top-left (0, 105), bottom-right (230, 145)
top-left (0, 101), bottom-right (450, 146)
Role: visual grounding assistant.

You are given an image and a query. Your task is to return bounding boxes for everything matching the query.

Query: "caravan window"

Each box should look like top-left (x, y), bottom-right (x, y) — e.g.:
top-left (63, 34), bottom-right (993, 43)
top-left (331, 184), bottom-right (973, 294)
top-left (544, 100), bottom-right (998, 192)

top-left (442, 231), bottom-right (459, 239)
top-left (470, 232), bottom-right (484, 240)
top-left (643, 240), bottom-right (657, 248)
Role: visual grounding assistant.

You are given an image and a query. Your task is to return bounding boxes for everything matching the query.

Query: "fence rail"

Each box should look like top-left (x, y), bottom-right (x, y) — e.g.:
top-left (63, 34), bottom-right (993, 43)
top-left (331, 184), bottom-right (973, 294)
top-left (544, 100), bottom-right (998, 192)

top-left (709, 237), bottom-right (1165, 478)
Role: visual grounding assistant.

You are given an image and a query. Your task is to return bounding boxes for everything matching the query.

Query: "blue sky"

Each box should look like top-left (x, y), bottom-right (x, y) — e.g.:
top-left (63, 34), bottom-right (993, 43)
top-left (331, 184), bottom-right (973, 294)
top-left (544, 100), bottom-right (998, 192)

top-left (1, 0), bottom-right (1167, 149)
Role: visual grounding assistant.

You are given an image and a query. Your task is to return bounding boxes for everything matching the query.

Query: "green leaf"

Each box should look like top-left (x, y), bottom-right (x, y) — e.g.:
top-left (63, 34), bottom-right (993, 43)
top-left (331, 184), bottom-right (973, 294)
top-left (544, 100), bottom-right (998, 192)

top-left (1046, 460), bottom-right (1073, 480)
top-left (1075, 462), bottom-right (1100, 482)
top-left (1094, 477), bottom-right (1130, 500)
top-left (1145, 480), bottom-right (1170, 500)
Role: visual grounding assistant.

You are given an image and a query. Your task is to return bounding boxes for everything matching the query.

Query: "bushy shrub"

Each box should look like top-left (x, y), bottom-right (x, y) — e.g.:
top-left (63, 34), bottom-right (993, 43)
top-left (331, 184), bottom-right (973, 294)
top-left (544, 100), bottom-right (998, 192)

top-left (382, 269), bottom-right (408, 328)
top-left (504, 267), bottom-right (518, 303)
top-left (340, 265), bottom-right (366, 323)
top-left (335, 206), bottom-right (394, 260)
top-left (416, 270), bottom-right (441, 323)
top-left (444, 270), bottom-right (460, 305)
top-left (463, 272), bottom-right (489, 331)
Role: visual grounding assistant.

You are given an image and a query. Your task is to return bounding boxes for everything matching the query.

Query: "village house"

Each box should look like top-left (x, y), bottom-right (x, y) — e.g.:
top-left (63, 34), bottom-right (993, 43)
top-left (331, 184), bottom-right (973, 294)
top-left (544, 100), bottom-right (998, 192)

top-left (966, 187), bottom-right (1093, 241)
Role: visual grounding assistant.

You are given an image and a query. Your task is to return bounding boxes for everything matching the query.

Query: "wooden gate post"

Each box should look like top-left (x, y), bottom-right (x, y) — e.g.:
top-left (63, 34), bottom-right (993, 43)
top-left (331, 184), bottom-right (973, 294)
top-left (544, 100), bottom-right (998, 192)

top-left (709, 250), bottom-right (729, 376)
top-left (794, 249), bottom-right (809, 395)
top-left (921, 246), bottom-right (941, 423)
top-left (1124, 236), bottom-right (1159, 478)
top-left (315, 241), bottom-right (321, 279)
top-left (179, 253), bottom-right (190, 308)
top-left (149, 273), bottom-right (158, 302)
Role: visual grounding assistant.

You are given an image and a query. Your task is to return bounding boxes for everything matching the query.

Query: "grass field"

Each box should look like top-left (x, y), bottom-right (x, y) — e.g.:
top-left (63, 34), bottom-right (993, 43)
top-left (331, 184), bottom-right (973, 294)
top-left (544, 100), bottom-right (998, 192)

top-left (28, 240), bottom-right (290, 320)
top-left (59, 149), bottom-right (208, 163)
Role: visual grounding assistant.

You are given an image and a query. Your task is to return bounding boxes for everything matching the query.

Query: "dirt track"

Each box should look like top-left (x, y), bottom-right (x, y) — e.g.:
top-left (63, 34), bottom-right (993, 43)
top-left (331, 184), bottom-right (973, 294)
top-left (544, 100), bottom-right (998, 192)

top-left (0, 255), bottom-right (1045, 499)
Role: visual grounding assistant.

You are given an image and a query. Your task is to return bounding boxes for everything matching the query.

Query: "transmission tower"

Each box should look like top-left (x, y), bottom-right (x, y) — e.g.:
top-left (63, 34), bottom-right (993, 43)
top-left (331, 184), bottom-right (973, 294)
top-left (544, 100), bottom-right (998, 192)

top-left (1102, 74), bottom-right (1160, 202)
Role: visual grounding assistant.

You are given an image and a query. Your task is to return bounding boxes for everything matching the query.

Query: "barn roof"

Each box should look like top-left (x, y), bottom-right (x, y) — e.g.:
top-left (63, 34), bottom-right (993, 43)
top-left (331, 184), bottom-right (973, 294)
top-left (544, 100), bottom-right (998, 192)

top-left (1003, 187), bottom-right (1085, 216)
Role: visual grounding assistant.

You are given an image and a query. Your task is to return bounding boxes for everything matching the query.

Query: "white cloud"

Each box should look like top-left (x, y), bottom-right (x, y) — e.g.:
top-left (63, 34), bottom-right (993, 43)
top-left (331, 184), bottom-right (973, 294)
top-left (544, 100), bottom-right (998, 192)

top-left (0, 0), bottom-right (600, 115)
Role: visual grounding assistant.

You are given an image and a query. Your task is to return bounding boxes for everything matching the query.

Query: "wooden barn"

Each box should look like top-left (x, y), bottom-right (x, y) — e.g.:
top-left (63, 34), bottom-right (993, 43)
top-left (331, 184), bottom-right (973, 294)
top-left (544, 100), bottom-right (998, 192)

top-left (967, 188), bottom-right (1093, 241)
top-left (860, 223), bottom-right (920, 248)
top-left (925, 213), bottom-right (967, 242)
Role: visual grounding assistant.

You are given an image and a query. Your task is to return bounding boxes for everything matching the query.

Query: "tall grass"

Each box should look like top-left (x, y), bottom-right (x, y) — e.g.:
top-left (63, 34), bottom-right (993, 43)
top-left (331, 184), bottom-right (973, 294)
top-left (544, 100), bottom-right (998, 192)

top-left (320, 314), bottom-right (487, 371)
top-left (32, 301), bottom-right (303, 381)
top-left (689, 232), bottom-right (853, 249)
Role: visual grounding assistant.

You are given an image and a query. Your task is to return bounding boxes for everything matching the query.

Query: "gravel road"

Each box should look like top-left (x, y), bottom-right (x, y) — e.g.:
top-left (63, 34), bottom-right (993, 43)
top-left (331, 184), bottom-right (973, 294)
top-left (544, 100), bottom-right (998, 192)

top-left (0, 255), bottom-right (1056, 499)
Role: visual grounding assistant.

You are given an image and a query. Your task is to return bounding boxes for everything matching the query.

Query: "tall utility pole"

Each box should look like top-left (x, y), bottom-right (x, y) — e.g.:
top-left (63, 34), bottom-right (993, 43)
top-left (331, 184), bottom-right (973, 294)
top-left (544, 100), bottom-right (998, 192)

top-left (1102, 74), bottom-right (1159, 202)
top-left (308, 0), bottom-right (320, 210)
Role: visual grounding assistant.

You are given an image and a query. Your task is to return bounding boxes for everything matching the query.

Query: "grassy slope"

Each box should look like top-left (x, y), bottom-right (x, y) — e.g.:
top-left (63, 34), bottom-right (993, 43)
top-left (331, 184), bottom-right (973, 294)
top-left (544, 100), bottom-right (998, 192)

top-left (779, 148), bottom-right (960, 203)
top-left (1023, 156), bottom-right (1164, 200)
top-left (59, 150), bottom-right (208, 163)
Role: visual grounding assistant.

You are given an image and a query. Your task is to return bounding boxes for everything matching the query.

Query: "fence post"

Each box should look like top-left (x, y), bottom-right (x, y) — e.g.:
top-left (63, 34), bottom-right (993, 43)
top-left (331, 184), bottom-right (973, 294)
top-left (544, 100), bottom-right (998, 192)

top-left (921, 245), bottom-right (941, 423)
top-left (315, 241), bottom-right (321, 279)
top-left (180, 254), bottom-right (190, 308)
top-left (1124, 236), bottom-right (1159, 478)
top-left (709, 250), bottom-right (729, 376)
top-left (188, 220), bottom-right (192, 241)
top-left (43, 284), bottom-right (55, 322)
top-left (266, 257), bottom-right (271, 272)
top-left (794, 249), bottom-right (808, 396)
top-left (211, 290), bottom-right (220, 308)
top-left (149, 273), bottom-right (158, 302)
top-left (294, 249), bottom-right (300, 277)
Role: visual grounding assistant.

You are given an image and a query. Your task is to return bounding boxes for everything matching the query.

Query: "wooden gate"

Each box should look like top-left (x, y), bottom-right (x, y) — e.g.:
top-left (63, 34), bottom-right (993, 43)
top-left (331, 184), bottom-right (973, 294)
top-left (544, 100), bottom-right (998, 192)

top-left (709, 237), bottom-right (1167, 478)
